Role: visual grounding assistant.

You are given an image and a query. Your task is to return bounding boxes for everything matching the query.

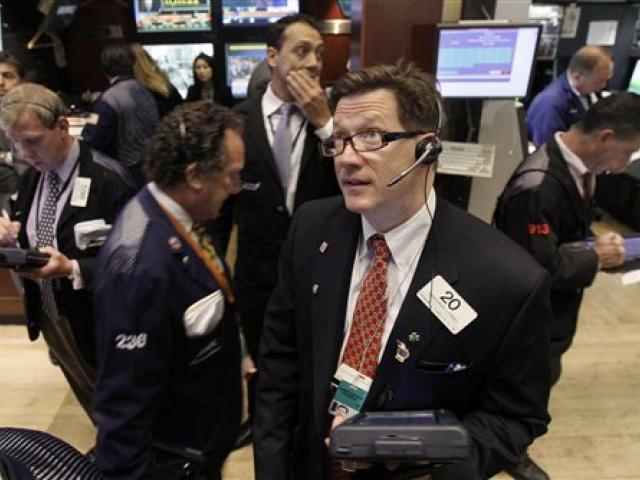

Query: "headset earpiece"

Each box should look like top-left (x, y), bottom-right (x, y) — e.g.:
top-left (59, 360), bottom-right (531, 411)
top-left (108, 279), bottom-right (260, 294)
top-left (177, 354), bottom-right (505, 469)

top-left (414, 136), bottom-right (442, 165)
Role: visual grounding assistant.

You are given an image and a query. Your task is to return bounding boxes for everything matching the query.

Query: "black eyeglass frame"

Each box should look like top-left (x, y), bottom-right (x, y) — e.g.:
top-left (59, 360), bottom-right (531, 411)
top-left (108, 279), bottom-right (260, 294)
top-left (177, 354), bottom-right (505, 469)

top-left (320, 130), bottom-right (426, 157)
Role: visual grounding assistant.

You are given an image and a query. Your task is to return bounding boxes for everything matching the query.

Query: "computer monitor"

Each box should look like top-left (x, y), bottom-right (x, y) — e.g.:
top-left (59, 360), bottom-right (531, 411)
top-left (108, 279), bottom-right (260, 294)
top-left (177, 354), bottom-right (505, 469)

top-left (628, 59), bottom-right (640, 95)
top-left (225, 43), bottom-right (268, 98)
top-left (134, 0), bottom-right (211, 33)
top-left (436, 24), bottom-right (541, 99)
top-left (222, 0), bottom-right (299, 26)
top-left (142, 43), bottom-right (214, 98)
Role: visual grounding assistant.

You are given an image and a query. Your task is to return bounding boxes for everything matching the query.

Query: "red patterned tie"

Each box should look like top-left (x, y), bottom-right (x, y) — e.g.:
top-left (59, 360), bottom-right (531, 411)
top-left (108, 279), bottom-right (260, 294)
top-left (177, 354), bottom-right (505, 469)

top-left (331, 235), bottom-right (390, 480)
top-left (341, 234), bottom-right (390, 379)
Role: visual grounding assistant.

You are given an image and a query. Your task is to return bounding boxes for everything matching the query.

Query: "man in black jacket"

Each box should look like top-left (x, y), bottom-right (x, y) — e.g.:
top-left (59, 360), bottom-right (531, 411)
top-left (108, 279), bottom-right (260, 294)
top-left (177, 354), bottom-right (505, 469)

top-left (494, 92), bottom-right (640, 480)
top-left (213, 14), bottom-right (339, 417)
top-left (0, 83), bottom-right (134, 419)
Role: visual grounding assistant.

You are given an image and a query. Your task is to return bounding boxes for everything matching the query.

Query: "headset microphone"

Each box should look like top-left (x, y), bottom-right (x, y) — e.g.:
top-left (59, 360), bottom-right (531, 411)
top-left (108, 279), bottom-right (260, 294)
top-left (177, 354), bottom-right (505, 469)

top-left (386, 138), bottom-right (442, 187)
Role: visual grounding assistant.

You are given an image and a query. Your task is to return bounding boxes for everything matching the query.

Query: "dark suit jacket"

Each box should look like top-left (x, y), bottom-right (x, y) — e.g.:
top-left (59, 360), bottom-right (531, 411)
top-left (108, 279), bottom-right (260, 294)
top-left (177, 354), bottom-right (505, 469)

top-left (494, 136), bottom-right (599, 358)
top-left (12, 142), bottom-right (134, 366)
top-left (526, 73), bottom-right (587, 147)
top-left (254, 196), bottom-right (552, 480)
top-left (94, 187), bottom-right (242, 479)
top-left (212, 94), bottom-right (339, 357)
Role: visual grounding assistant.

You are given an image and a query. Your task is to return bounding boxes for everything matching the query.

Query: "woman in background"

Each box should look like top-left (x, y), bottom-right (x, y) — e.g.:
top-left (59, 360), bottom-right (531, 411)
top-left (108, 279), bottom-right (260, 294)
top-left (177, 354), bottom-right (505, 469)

top-left (186, 53), bottom-right (233, 107)
top-left (130, 43), bottom-right (182, 118)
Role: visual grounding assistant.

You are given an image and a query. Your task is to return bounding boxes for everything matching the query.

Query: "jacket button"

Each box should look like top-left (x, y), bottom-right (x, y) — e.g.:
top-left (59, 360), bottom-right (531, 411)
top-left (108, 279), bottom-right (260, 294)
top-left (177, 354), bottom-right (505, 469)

top-left (276, 205), bottom-right (285, 213)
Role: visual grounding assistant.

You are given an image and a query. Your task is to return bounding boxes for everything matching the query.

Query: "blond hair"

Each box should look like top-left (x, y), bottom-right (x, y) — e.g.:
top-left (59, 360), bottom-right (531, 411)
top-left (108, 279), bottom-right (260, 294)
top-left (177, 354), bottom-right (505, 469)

top-left (130, 43), bottom-right (170, 98)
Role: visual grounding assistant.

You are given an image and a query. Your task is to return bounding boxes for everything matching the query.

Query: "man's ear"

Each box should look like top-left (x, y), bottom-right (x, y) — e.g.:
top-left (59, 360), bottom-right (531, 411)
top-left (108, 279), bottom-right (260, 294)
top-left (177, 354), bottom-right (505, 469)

top-left (596, 128), bottom-right (615, 144)
top-left (56, 116), bottom-right (70, 134)
top-left (184, 163), bottom-right (204, 191)
top-left (267, 46), bottom-right (279, 69)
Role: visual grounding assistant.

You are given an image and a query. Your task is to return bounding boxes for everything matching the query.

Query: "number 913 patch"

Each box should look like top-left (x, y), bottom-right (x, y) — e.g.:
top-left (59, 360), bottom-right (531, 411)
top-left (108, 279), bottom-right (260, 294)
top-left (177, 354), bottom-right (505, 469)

top-left (115, 333), bottom-right (148, 350)
top-left (417, 275), bottom-right (477, 335)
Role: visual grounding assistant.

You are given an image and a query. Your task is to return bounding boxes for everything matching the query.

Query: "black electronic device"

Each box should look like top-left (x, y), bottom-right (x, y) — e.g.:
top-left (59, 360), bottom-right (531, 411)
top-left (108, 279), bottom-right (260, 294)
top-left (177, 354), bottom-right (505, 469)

top-left (0, 248), bottom-right (50, 269)
top-left (329, 410), bottom-right (471, 463)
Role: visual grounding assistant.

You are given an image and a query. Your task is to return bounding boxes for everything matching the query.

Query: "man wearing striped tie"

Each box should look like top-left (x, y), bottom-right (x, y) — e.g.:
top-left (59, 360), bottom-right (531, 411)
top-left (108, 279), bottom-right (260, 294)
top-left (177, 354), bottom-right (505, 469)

top-left (0, 83), bottom-right (134, 420)
top-left (93, 101), bottom-right (244, 479)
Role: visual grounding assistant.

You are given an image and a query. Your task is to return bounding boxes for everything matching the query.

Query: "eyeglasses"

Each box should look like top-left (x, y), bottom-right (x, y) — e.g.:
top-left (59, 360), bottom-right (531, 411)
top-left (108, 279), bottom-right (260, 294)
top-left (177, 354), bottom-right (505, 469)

top-left (320, 130), bottom-right (425, 157)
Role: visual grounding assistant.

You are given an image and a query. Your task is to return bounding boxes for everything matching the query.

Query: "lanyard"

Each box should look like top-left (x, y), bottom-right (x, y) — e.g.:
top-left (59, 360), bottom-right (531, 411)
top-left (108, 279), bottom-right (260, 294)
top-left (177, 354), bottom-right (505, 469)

top-left (35, 158), bottom-right (80, 234)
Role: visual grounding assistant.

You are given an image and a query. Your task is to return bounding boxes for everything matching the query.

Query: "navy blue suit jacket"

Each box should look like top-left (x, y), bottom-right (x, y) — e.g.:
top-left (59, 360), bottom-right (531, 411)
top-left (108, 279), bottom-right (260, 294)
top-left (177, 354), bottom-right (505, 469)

top-left (94, 186), bottom-right (242, 479)
top-left (526, 73), bottom-right (587, 147)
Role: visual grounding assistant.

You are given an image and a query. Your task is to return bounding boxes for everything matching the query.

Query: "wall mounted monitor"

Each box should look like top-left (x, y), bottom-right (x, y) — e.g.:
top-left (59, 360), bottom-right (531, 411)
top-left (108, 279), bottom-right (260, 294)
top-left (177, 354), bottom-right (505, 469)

top-left (225, 43), bottom-right (268, 98)
top-left (436, 24), bottom-right (541, 99)
top-left (222, 0), bottom-right (299, 26)
top-left (134, 0), bottom-right (211, 33)
top-left (142, 43), bottom-right (214, 98)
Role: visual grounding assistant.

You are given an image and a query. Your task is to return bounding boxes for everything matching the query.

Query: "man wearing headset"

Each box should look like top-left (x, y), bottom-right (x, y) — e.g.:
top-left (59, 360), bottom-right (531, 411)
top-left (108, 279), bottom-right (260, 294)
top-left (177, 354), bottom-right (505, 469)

top-left (0, 83), bottom-right (134, 419)
top-left (254, 63), bottom-right (553, 480)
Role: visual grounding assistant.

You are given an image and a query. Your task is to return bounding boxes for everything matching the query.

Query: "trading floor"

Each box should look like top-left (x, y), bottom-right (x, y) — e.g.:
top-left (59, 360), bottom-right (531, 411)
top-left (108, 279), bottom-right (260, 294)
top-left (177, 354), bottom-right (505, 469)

top-left (0, 213), bottom-right (638, 480)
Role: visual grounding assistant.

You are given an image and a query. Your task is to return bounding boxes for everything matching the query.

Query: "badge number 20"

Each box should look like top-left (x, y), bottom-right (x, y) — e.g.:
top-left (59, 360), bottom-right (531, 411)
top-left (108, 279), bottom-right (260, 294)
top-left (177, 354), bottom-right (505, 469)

top-left (439, 290), bottom-right (461, 311)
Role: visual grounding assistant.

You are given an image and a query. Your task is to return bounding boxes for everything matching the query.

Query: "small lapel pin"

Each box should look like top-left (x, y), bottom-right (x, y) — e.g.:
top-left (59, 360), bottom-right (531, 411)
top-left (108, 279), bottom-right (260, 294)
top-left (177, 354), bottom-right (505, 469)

top-left (168, 236), bottom-right (182, 252)
top-left (182, 255), bottom-right (190, 265)
top-left (319, 241), bottom-right (329, 253)
top-left (395, 340), bottom-right (410, 363)
top-left (312, 284), bottom-right (319, 295)
top-left (408, 332), bottom-right (421, 342)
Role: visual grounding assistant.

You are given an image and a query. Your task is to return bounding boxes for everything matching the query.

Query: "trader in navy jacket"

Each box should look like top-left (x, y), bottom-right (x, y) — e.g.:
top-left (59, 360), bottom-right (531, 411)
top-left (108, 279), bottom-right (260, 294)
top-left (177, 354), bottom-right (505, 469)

top-left (526, 46), bottom-right (612, 147)
top-left (93, 101), bottom-right (244, 479)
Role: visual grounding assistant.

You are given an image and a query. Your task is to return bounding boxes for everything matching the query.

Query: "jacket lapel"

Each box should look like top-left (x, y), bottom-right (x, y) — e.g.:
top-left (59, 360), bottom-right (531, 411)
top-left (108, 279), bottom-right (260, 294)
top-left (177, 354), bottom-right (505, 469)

top-left (310, 207), bottom-right (360, 432)
top-left (139, 188), bottom-right (218, 293)
top-left (56, 143), bottom-right (92, 236)
top-left (365, 200), bottom-right (460, 410)
top-left (247, 99), bottom-right (285, 199)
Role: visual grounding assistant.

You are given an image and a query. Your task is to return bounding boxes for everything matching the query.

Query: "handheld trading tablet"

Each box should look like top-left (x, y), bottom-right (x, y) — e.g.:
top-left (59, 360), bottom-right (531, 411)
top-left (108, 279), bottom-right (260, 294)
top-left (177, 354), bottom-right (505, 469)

top-left (329, 410), bottom-right (471, 463)
top-left (0, 248), bottom-right (50, 269)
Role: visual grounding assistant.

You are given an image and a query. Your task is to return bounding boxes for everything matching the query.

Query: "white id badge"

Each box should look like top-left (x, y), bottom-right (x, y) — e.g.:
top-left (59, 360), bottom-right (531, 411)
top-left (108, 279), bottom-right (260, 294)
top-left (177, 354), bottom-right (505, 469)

top-left (417, 275), bottom-right (477, 334)
top-left (70, 177), bottom-right (91, 207)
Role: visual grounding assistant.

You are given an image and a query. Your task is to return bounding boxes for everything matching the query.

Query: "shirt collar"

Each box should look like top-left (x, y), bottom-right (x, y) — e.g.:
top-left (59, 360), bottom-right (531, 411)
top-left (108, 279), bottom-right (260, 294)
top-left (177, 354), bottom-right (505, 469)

top-left (52, 138), bottom-right (80, 180)
top-left (359, 189), bottom-right (436, 268)
top-left (262, 82), bottom-right (290, 118)
top-left (567, 72), bottom-right (582, 98)
top-left (147, 182), bottom-right (194, 233)
top-left (555, 131), bottom-right (590, 177)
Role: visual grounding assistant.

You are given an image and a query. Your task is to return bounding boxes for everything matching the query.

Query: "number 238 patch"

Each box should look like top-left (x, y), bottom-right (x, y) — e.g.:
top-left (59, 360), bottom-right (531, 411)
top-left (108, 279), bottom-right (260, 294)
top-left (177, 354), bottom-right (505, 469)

top-left (417, 275), bottom-right (477, 335)
top-left (115, 333), bottom-right (148, 350)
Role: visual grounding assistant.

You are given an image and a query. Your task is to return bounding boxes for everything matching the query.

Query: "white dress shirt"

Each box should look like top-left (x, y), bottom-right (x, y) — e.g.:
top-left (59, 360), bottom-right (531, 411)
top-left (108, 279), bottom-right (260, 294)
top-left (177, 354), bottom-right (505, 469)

top-left (555, 131), bottom-right (592, 199)
top-left (261, 83), bottom-right (333, 213)
top-left (147, 182), bottom-right (197, 240)
top-left (340, 190), bottom-right (437, 362)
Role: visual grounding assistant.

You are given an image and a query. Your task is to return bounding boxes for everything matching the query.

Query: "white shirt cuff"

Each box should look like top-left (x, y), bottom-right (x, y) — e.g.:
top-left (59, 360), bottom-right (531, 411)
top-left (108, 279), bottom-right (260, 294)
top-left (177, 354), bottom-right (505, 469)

top-left (69, 260), bottom-right (85, 290)
top-left (314, 118), bottom-right (333, 141)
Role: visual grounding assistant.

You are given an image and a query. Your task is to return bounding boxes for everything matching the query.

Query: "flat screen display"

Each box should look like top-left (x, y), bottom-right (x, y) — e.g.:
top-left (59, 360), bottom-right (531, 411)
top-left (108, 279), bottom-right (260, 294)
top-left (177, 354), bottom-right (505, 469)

top-left (436, 24), bottom-right (541, 98)
top-left (134, 0), bottom-right (211, 33)
top-left (628, 59), bottom-right (640, 95)
top-left (142, 43), bottom-right (214, 98)
top-left (222, 0), bottom-right (299, 26)
top-left (225, 43), bottom-right (268, 98)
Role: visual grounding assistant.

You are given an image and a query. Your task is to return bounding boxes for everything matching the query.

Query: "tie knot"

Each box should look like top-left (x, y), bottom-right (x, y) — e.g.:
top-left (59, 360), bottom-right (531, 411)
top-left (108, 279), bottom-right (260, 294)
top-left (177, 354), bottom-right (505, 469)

top-left (47, 172), bottom-right (60, 188)
top-left (369, 234), bottom-right (390, 262)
